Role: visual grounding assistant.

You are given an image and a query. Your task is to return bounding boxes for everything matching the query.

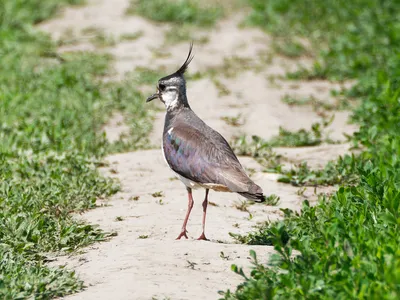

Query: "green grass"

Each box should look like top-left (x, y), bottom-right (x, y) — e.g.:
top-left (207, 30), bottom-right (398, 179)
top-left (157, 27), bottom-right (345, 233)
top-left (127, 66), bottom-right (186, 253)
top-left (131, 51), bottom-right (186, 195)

top-left (126, 0), bottom-right (223, 27)
top-left (222, 1), bottom-right (400, 299)
top-left (281, 94), bottom-right (351, 111)
top-left (231, 135), bottom-right (283, 173)
top-left (264, 194), bottom-right (280, 206)
top-left (0, 0), bottom-right (151, 298)
top-left (120, 31), bottom-right (144, 42)
top-left (271, 38), bottom-right (310, 58)
top-left (232, 118), bottom-right (335, 153)
top-left (278, 155), bottom-right (361, 186)
top-left (246, 0), bottom-right (400, 95)
top-left (221, 114), bottom-right (244, 127)
top-left (163, 25), bottom-right (209, 45)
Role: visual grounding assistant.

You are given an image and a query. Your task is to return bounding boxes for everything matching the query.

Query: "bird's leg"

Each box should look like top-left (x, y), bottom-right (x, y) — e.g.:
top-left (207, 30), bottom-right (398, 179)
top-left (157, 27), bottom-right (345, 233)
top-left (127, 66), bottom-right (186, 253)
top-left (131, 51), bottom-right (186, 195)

top-left (176, 187), bottom-right (194, 240)
top-left (197, 189), bottom-right (209, 241)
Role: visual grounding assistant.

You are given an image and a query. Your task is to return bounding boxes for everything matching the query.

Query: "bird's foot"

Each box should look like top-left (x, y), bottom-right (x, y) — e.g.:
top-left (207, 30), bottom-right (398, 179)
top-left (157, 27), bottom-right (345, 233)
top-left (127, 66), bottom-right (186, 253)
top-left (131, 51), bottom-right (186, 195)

top-left (176, 230), bottom-right (188, 240)
top-left (197, 233), bottom-right (208, 241)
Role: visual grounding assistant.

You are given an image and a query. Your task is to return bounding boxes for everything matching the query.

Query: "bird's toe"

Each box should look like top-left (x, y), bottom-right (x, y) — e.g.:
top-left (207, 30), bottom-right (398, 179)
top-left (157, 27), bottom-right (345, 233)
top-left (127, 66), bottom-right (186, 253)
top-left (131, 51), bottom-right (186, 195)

top-left (196, 233), bottom-right (208, 241)
top-left (176, 231), bottom-right (189, 240)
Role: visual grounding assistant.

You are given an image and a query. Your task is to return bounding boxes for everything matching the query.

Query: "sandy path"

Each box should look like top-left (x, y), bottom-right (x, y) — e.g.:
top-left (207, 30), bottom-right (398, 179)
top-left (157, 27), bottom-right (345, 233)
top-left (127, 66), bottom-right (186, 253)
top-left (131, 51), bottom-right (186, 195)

top-left (39, 1), bottom-right (356, 299)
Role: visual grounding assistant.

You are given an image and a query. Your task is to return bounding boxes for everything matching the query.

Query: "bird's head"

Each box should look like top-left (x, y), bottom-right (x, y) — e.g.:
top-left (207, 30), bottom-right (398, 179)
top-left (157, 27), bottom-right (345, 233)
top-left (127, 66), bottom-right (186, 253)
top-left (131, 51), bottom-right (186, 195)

top-left (146, 43), bottom-right (194, 110)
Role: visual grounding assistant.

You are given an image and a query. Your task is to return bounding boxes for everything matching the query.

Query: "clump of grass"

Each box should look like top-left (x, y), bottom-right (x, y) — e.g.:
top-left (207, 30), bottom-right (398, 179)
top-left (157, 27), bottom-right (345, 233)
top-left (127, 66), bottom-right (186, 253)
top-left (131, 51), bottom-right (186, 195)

top-left (151, 191), bottom-right (164, 198)
top-left (212, 78), bottom-right (231, 96)
top-left (120, 31), bottom-right (144, 42)
top-left (221, 114), bottom-right (244, 127)
top-left (92, 33), bottom-right (116, 48)
top-left (229, 222), bottom-right (288, 246)
top-left (231, 118), bottom-right (336, 171)
top-left (234, 200), bottom-right (250, 212)
top-left (130, 66), bottom-right (165, 86)
top-left (231, 135), bottom-right (283, 173)
top-left (281, 94), bottom-right (312, 106)
top-left (126, 0), bottom-right (223, 27)
top-left (264, 194), bottom-right (280, 205)
top-left (207, 56), bottom-right (256, 78)
top-left (271, 125), bottom-right (323, 147)
top-left (272, 38), bottom-right (311, 58)
top-left (164, 25), bottom-right (209, 45)
top-left (282, 94), bottom-right (352, 111)
top-left (81, 26), bottom-right (116, 48)
top-left (278, 154), bottom-right (361, 186)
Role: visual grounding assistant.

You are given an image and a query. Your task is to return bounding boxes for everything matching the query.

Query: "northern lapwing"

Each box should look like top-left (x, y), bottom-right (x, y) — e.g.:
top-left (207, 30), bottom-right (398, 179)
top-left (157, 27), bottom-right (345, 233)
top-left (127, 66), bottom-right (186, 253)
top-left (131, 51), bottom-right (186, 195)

top-left (146, 44), bottom-right (265, 240)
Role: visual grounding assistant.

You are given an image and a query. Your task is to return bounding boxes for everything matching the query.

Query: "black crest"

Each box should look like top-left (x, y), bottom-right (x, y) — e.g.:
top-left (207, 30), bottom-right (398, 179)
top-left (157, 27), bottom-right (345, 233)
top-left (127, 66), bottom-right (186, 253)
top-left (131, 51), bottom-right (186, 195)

top-left (175, 42), bottom-right (194, 75)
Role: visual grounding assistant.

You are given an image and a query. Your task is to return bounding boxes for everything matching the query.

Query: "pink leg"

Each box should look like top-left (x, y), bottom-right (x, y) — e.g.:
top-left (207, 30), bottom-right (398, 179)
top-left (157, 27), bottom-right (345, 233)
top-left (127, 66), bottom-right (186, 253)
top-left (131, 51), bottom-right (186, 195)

top-left (197, 189), bottom-right (209, 240)
top-left (176, 187), bottom-right (194, 240)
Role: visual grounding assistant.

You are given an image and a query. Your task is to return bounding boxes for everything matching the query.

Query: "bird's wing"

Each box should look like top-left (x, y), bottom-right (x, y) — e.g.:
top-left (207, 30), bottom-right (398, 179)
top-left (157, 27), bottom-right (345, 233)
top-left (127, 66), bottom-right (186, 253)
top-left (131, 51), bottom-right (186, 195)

top-left (163, 124), bottom-right (252, 192)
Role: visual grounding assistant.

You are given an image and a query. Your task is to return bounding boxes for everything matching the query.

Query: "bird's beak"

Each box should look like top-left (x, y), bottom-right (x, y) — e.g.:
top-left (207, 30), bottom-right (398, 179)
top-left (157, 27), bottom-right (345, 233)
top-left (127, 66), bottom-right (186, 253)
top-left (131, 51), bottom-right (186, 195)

top-left (146, 93), bottom-right (159, 103)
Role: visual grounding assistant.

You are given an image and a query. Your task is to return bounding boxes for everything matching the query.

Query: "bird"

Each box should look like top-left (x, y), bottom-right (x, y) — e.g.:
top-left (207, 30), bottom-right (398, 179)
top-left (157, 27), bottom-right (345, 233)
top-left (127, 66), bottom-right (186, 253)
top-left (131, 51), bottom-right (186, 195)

top-left (146, 43), bottom-right (265, 240)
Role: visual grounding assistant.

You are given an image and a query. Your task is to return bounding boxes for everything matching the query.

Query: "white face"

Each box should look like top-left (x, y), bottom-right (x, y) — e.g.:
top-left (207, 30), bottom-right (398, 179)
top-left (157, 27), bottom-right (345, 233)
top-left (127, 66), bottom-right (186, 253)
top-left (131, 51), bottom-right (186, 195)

top-left (160, 86), bottom-right (178, 109)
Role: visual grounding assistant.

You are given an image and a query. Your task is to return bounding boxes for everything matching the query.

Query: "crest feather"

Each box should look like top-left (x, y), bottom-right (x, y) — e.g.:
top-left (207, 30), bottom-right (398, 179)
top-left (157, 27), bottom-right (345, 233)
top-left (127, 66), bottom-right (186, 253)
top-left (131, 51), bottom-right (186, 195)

top-left (176, 42), bottom-right (194, 75)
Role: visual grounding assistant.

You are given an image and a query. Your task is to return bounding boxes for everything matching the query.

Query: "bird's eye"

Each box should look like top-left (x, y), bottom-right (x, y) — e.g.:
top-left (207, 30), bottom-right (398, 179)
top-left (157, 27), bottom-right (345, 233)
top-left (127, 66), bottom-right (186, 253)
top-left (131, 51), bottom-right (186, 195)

top-left (158, 83), bottom-right (166, 91)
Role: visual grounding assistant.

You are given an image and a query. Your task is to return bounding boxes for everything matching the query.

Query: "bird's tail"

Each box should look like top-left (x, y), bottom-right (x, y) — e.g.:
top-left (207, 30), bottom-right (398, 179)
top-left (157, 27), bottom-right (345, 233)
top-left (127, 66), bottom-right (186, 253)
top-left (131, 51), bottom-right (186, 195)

top-left (238, 183), bottom-right (265, 202)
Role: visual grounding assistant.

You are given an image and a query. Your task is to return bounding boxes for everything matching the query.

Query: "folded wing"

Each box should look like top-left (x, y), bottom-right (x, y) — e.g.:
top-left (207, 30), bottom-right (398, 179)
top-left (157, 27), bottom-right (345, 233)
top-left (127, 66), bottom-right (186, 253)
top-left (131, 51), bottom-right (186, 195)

top-left (163, 124), bottom-right (254, 193)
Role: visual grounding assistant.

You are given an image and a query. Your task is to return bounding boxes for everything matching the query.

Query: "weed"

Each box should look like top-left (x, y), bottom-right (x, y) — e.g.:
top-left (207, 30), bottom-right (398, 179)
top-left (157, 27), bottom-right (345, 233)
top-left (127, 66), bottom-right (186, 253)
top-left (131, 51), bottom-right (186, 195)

top-left (221, 114), bottom-right (244, 127)
top-left (115, 216), bottom-right (124, 221)
top-left (281, 94), bottom-right (312, 106)
top-left (278, 154), bottom-right (361, 186)
top-left (220, 251), bottom-right (230, 260)
top-left (81, 27), bottom-right (116, 47)
top-left (234, 200), bottom-right (250, 212)
top-left (186, 260), bottom-right (197, 269)
top-left (272, 38), bottom-right (310, 58)
top-left (130, 66), bottom-right (166, 86)
top-left (208, 56), bottom-right (255, 78)
top-left (264, 194), bottom-right (280, 206)
top-left (212, 78), bottom-right (231, 96)
top-left (91, 32), bottom-right (116, 47)
top-left (57, 28), bottom-right (79, 46)
top-left (268, 117), bottom-right (335, 147)
top-left (282, 94), bottom-right (352, 111)
top-left (120, 31), bottom-right (144, 42)
top-left (164, 25), bottom-right (209, 45)
top-left (151, 191), bottom-right (164, 198)
top-left (138, 235), bottom-right (149, 239)
top-left (229, 222), bottom-right (286, 246)
top-left (296, 187), bottom-right (307, 196)
top-left (127, 0), bottom-right (223, 27)
top-left (231, 135), bottom-right (283, 173)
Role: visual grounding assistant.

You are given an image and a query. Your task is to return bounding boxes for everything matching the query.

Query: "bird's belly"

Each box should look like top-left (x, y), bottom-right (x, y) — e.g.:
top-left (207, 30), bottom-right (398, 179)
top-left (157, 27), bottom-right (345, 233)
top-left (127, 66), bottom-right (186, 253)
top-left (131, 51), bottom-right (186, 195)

top-left (174, 172), bottom-right (230, 192)
top-left (175, 173), bottom-right (203, 189)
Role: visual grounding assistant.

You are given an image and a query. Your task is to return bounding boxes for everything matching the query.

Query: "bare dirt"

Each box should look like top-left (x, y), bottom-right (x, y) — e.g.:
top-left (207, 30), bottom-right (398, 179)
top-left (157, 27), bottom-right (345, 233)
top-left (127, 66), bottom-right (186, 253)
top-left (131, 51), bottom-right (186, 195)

top-left (39, 1), bottom-right (357, 299)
